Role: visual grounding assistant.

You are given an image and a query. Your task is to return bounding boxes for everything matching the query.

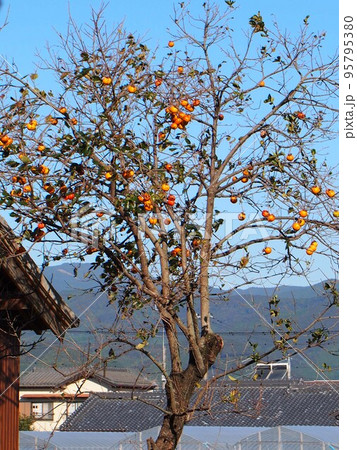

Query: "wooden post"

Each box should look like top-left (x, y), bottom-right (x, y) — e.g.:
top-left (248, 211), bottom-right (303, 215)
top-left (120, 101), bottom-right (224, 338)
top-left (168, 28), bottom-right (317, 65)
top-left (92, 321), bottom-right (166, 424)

top-left (0, 328), bottom-right (20, 450)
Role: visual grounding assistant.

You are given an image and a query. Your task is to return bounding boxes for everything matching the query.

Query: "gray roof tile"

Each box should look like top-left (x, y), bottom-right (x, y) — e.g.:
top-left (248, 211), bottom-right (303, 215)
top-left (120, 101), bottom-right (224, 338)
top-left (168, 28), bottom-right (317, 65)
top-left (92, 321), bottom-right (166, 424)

top-left (60, 380), bottom-right (338, 431)
top-left (20, 367), bottom-right (157, 390)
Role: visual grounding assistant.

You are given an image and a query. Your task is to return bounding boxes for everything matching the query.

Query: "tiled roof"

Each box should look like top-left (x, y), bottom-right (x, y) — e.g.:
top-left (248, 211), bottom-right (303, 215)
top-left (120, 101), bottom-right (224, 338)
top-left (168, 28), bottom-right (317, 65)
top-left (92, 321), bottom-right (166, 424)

top-left (61, 392), bottom-right (165, 432)
top-left (0, 216), bottom-right (79, 336)
top-left (60, 380), bottom-right (338, 431)
top-left (20, 367), bottom-right (157, 391)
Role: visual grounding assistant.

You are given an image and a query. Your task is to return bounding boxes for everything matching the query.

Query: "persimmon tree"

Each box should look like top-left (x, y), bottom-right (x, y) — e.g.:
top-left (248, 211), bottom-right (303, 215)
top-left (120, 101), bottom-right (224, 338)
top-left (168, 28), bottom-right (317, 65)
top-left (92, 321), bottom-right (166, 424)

top-left (0, 2), bottom-right (338, 448)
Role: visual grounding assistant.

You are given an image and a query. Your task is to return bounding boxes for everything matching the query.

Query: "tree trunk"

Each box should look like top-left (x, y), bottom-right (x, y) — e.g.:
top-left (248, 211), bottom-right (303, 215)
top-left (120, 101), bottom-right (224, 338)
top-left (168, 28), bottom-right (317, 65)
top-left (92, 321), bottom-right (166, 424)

top-left (147, 408), bottom-right (188, 450)
top-left (147, 332), bottom-right (223, 450)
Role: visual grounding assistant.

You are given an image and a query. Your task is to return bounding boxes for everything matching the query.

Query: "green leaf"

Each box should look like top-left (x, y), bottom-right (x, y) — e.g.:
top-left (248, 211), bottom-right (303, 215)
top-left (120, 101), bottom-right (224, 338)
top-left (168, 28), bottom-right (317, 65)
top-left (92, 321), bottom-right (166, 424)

top-left (18, 154), bottom-right (31, 164)
top-left (135, 341), bottom-right (147, 350)
top-left (77, 67), bottom-right (92, 79)
top-left (249, 12), bottom-right (266, 34)
top-left (5, 160), bottom-right (20, 168)
top-left (60, 72), bottom-right (71, 80)
top-left (264, 94), bottom-right (274, 105)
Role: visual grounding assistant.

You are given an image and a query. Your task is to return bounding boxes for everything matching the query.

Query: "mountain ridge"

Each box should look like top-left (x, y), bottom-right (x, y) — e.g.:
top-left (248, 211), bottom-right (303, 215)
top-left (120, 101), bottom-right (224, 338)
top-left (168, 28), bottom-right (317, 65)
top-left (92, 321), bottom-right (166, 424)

top-left (43, 263), bottom-right (338, 333)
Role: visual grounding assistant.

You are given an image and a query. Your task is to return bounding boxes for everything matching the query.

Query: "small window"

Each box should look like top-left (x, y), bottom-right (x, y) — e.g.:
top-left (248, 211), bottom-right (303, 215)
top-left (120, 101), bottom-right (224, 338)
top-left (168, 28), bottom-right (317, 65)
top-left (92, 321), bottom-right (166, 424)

top-left (269, 365), bottom-right (288, 380)
top-left (31, 402), bottom-right (54, 420)
top-left (254, 362), bottom-right (290, 380)
top-left (67, 402), bottom-right (81, 417)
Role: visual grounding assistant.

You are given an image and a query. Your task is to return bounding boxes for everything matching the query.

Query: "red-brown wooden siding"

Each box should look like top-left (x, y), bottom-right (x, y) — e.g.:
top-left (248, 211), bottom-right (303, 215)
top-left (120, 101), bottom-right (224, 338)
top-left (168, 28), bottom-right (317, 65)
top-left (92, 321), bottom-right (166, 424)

top-left (0, 329), bottom-right (20, 450)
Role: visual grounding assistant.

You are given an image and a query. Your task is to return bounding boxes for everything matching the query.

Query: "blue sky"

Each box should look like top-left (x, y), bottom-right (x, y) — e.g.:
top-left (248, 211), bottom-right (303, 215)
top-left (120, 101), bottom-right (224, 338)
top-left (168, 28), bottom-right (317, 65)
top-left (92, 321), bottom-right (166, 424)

top-left (0, 0), bottom-right (339, 170)
top-left (0, 0), bottom-right (339, 287)
top-left (1, 0), bottom-right (338, 73)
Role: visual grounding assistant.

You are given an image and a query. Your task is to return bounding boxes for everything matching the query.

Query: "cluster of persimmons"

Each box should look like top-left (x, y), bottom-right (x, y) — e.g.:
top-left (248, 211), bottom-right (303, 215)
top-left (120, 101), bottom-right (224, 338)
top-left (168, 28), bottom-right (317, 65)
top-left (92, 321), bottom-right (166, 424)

top-left (2, 39), bottom-right (337, 264)
top-left (228, 163), bottom-right (337, 256)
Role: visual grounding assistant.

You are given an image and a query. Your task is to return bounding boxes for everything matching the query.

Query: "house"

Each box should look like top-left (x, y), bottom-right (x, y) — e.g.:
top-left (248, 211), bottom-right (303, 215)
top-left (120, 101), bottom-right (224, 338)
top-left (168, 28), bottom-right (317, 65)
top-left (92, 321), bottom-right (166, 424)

top-left (60, 380), bottom-right (339, 432)
top-left (19, 366), bottom-right (158, 431)
top-left (0, 216), bottom-right (79, 449)
top-left (18, 379), bottom-right (339, 448)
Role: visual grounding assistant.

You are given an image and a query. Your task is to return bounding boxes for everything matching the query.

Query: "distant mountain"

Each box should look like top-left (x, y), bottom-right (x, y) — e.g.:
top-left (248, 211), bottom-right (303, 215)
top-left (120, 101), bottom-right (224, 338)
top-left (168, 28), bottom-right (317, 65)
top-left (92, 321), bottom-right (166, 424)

top-left (43, 263), bottom-right (338, 333)
top-left (44, 262), bottom-right (99, 292)
top-left (19, 263), bottom-right (338, 380)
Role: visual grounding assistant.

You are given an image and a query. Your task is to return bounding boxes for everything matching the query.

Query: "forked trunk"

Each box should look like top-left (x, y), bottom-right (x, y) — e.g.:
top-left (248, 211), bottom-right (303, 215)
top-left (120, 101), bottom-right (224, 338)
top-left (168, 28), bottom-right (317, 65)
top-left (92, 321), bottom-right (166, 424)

top-left (147, 333), bottom-right (223, 450)
top-left (149, 370), bottom-right (195, 449)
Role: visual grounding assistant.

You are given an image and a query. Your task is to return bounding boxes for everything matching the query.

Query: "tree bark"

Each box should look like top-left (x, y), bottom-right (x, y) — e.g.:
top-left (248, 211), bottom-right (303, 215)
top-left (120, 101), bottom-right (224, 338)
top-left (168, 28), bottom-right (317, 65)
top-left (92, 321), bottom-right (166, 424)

top-left (147, 332), bottom-right (223, 449)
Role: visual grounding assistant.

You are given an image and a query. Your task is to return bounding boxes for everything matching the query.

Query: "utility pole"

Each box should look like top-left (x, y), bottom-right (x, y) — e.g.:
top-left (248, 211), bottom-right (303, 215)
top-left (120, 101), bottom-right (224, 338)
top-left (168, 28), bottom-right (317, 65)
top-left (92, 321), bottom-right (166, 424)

top-left (161, 326), bottom-right (166, 390)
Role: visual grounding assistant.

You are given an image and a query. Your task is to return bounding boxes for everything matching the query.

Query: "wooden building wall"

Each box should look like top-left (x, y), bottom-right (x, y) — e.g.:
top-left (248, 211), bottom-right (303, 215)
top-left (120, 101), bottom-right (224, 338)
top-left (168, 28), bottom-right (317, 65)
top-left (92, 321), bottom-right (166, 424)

top-left (0, 329), bottom-right (20, 450)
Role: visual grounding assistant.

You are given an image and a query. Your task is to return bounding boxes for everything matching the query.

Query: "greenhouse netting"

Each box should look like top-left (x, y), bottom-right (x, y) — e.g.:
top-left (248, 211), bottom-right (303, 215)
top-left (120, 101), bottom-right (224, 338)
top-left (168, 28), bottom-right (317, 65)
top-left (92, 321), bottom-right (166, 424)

top-left (19, 426), bottom-right (338, 449)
